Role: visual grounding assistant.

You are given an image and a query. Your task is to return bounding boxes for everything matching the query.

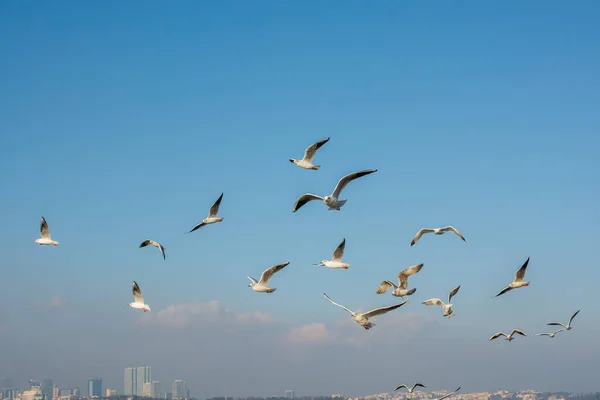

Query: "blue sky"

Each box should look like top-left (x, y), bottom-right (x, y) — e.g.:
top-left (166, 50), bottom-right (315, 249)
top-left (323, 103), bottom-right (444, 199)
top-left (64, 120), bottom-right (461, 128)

top-left (1, 0), bottom-right (599, 398)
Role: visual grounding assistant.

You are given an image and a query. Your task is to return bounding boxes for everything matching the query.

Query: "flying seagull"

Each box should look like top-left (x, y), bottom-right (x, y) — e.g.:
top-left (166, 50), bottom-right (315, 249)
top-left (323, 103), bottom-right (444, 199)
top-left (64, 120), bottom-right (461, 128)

top-left (435, 387), bottom-right (462, 400)
top-left (536, 329), bottom-right (565, 338)
top-left (394, 383), bottom-right (426, 393)
top-left (139, 239), bottom-right (166, 260)
top-left (322, 293), bottom-right (406, 330)
top-left (489, 329), bottom-right (527, 342)
top-left (410, 226), bottom-right (466, 246)
top-left (248, 262), bottom-right (290, 293)
top-left (292, 169), bottom-right (377, 212)
top-left (313, 238), bottom-right (350, 269)
top-left (35, 217), bottom-right (59, 246)
top-left (187, 193), bottom-right (224, 233)
top-left (422, 285), bottom-right (461, 318)
top-left (494, 257), bottom-right (530, 297)
top-left (289, 137), bottom-right (330, 170)
top-left (547, 310), bottom-right (580, 331)
top-left (376, 263), bottom-right (424, 303)
top-left (129, 281), bottom-right (151, 312)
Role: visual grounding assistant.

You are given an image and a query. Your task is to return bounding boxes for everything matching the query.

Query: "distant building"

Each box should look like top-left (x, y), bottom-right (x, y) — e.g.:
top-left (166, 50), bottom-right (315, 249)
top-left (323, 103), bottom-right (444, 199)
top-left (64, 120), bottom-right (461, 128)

top-left (150, 382), bottom-right (161, 399)
top-left (22, 386), bottom-right (43, 400)
top-left (58, 390), bottom-right (72, 397)
top-left (88, 379), bottom-right (102, 398)
top-left (124, 368), bottom-right (136, 396)
top-left (171, 381), bottom-right (189, 400)
top-left (41, 380), bottom-right (53, 400)
top-left (105, 389), bottom-right (117, 397)
top-left (136, 367), bottom-right (152, 397)
top-left (285, 390), bottom-right (295, 400)
top-left (142, 383), bottom-right (152, 398)
top-left (52, 386), bottom-right (59, 399)
top-left (73, 388), bottom-right (80, 398)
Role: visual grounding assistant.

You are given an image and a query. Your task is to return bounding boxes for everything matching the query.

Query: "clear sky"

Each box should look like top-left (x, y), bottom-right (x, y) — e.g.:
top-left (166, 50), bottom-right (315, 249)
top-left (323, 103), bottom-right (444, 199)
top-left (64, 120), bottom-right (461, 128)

top-left (1, 0), bottom-right (599, 398)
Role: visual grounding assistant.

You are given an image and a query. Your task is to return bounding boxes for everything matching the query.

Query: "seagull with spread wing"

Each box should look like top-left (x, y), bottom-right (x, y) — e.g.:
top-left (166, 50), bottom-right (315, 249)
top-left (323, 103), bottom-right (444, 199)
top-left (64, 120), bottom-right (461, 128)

top-left (536, 329), bottom-right (565, 338)
top-left (292, 169), bottom-right (377, 212)
top-left (289, 137), bottom-right (330, 170)
top-left (547, 310), bottom-right (580, 331)
top-left (34, 217), bottom-right (59, 246)
top-left (376, 263), bottom-right (424, 303)
top-left (494, 257), bottom-right (530, 297)
top-left (422, 285), bottom-right (461, 318)
top-left (187, 193), bottom-right (224, 233)
top-left (313, 238), bottom-right (350, 269)
top-left (322, 293), bottom-right (406, 330)
top-left (394, 383), bottom-right (426, 394)
top-left (435, 387), bottom-right (462, 400)
top-left (489, 329), bottom-right (527, 342)
top-left (248, 262), bottom-right (290, 293)
top-left (410, 226), bottom-right (466, 246)
top-left (139, 239), bottom-right (166, 260)
top-left (129, 281), bottom-right (151, 312)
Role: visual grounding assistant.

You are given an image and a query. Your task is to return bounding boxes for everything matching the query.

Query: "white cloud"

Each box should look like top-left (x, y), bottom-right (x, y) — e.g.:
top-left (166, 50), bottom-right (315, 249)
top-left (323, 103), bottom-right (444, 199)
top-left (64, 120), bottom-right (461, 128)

top-left (36, 296), bottom-right (66, 309)
top-left (286, 322), bottom-right (332, 343)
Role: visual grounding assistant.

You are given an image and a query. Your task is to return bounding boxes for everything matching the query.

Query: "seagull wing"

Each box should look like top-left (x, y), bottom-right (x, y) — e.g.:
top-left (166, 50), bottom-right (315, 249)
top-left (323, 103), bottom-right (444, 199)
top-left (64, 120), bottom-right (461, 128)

top-left (247, 276), bottom-right (258, 284)
top-left (302, 137), bottom-right (330, 163)
top-left (536, 333), bottom-right (551, 336)
top-left (394, 385), bottom-right (408, 392)
top-left (139, 240), bottom-right (152, 248)
top-left (40, 217), bottom-right (51, 239)
top-left (323, 293), bottom-right (354, 315)
top-left (157, 242), bottom-right (166, 260)
top-left (132, 281), bottom-right (144, 304)
top-left (208, 193), bottom-right (224, 218)
top-left (553, 329), bottom-right (566, 335)
top-left (187, 221), bottom-right (207, 233)
top-left (441, 226), bottom-right (467, 242)
top-left (410, 228), bottom-right (434, 246)
top-left (494, 286), bottom-right (513, 297)
top-left (331, 169), bottom-right (377, 199)
top-left (412, 383), bottom-right (426, 391)
top-left (546, 322), bottom-right (567, 329)
top-left (448, 285), bottom-right (460, 304)
top-left (292, 193), bottom-right (324, 212)
top-left (489, 332), bottom-right (507, 341)
top-left (437, 387), bottom-right (461, 400)
top-left (331, 238), bottom-right (346, 262)
top-left (511, 329), bottom-right (527, 337)
top-left (376, 280), bottom-right (396, 294)
top-left (397, 263), bottom-right (424, 289)
top-left (514, 257), bottom-right (530, 282)
top-left (361, 301), bottom-right (407, 319)
top-left (568, 310), bottom-right (580, 326)
top-left (258, 262), bottom-right (290, 285)
top-left (422, 298), bottom-right (444, 308)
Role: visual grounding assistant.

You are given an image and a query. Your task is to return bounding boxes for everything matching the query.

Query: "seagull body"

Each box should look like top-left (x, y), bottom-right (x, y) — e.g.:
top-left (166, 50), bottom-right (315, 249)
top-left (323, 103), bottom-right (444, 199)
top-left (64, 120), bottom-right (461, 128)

top-left (547, 310), bottom-right (580, 331)
top-left (489, 329), bottom-right (527, 342)
top-left (422, 285), bottom-right (460, 318)
top-left (187, 193), bottom-right (224, 233)
top-left (139, 239), bottom-right (166, 260)
top-left (34, 217), bottom-right (59, 246)
top-left (289, 137), bottom-right (330, 170)
top-left (292, 169), bottom-right (377, 212)
top-left (394, 383), bottom-right (426, 393)
top-left (494, 257), bottom-right (530, 297)
top-left (129, 281), bottom-right (151, 312)
top-left (410, 226), bottom-right (466, 246)
top-left (248, 262), bottom-right (290, 293)
top-left (536, 329), bottom-right (565, 338)
top-left (435, 387), bottom-right (462, 400)
top-left (376, 263), bottom-right (424, 303)
top-left (322, 293), bottom-right (406, 330)
top-left (314, 238), bottom-right (350, 269)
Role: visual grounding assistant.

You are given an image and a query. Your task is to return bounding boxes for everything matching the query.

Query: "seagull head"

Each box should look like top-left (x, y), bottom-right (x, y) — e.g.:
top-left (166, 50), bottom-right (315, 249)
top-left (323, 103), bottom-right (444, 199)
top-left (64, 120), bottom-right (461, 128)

top-left (523, 282), bottom-right (530, 286)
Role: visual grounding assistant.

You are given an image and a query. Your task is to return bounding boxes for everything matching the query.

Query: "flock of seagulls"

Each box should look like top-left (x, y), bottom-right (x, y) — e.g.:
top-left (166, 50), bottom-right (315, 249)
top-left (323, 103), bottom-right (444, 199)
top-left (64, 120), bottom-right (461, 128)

top-left (33, 136), bottom-right (580, 399)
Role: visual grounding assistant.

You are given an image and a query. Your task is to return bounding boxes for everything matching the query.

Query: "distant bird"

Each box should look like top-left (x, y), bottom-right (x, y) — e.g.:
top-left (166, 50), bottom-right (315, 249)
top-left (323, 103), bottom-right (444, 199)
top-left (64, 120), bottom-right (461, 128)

top-left (322, 293), bottom-right (406, 330)
top-left (489, 329), bottom-right (527, 342)
top-left (536, 329), bottom-right (565, 338)
top-left (289, 137), bottom-right (330, 170)
top-left (435, 387), bottom-right (462, 400)
top-left (139, 239), bottom-right (166, 260)
top-left (394, 383), bottom-right (426, 393)
top-left (494, 257), bottom-right (530, 298)
top-left (129, 281), bottom-right (151, 312)
top-left (248, 262), bottom-right (290, 293)
top-left (292, 169), bottom-right (377, 212)
top-left (410, 226), bottom-right (466, 246)
top-left (187, 193), bottom-right (224, 233)
top-left (376, 263), bottom-right (424, 303)
top-left (422, 285), bottom-right (461, 318)
top-left (313, 238), bottom-right (350, 269)
top-left (35, 217), bottom-right (59, 246)
top-left (547, 310), bottom-right (580, 331)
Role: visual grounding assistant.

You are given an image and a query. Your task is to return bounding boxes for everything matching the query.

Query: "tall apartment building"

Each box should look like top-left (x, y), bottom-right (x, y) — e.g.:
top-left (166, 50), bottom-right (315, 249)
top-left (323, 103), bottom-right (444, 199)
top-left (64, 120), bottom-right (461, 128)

top-left (124, 368), bottom-right (136, 396)
top-left (171, 381), bottom-right (189, 400)
top-left (88, 378), bottom-right (102, 398)
top-left (124, 366), bottom-right (152, 396)
top-left (136, 366), bottom-right (152, 396)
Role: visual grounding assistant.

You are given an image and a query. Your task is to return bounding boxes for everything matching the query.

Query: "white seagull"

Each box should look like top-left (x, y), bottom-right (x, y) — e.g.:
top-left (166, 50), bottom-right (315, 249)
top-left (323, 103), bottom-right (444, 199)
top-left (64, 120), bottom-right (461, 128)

top-left (129, 281), bottom-right (151, 312)
top-left (139, 239), bottom-right (166, 260)
top-left (322, 293), bottom-right (407, 330)
top-left (376, 263), bottom-right (424, 303)
top-left (248, 262), bottom-right (290, 293)
top-left (422, 285), bottom-right (461, 318)
top-left (536, 329), bottom-right (565, 338)
top-left (187, 193), bottom-right (224, 233)
top-left (34, 216), bottom-right (59, 246)
top-left (489, 329), bottom-right (527, 342)
top-left (394, 383), bottom-right (426, 393)
top-left (547, 310), bottom-right (580, 331)
top-left (494, 257), bottom-right (530, 298)
top-left (410, 226), bottom-right (466, 246)
top-left (313, 238), bottom-right (350, 269)
top-left (289, 137), bottom-right (330, 170)
top-left (292, 169), bottom-right (377, 212)
top-left (435, 387), bottom-right (462, 400)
